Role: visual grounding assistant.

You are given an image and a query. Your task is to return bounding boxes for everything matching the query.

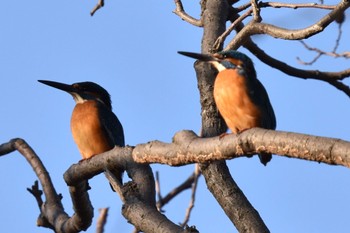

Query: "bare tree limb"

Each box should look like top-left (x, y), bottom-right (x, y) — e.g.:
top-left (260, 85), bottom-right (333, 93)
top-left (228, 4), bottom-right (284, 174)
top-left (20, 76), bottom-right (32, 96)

top-left (121, 182), bottom-right (184, 232)
top-left (27, 181), bottom-right (54, 230)
top-left (226, 0), bottom-right (350, 49)
top-left (173, 0), bottom-right (203, 27)
top-left (132, 129), bottom-right (350, 168)
top-left (259, 1), bottom-right (335, 10)
top-left (155, 171), bottom-right (163, 211)
top-left (96, 208), bottom-right (109, 233)
top-left (2, 127), bottom-right (350, 231)
top-left (197, 0), bottom-right (269, 231)
top-left (297, 26), bottom-right (349, 65)
top-left (180, 164), bottom-right (200, 227)
top-left (251, 0), bottom-right (262, 21)
top-left (157, 170), bottom-right (198, 211)
top-left (0, 138), bottom-right (93, 233)
top-left (212, 9), bottom-right (253, 52)
top-left (64, 146), bottom-right (186, 232)
top-left (244, 40), bottom-right (350, 97)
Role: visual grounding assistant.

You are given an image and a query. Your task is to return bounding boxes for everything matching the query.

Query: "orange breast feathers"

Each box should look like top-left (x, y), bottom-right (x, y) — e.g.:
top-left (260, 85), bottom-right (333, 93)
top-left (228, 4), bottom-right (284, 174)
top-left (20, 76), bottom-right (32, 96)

top-left (70, 100), bottom-right (113, 159)
top-left (213, 69), bottom-right (262, 134)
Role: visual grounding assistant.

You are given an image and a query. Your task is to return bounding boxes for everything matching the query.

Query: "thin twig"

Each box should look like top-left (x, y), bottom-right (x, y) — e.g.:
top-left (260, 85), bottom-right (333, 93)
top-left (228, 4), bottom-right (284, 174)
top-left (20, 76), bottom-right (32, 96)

top-left (251, 0), bottom-right (262, 21)
top-left (212, 9), bottom-right (253, 52)
top-left (90, 0), bottom-right (104, 16)
top-left (259, 1), bottom-right (335, 10)
top-left (173, 0), bottom-right (203, 27)
top-left (297, 22), bottom-right (349, 65)
top-left (156, 171), bottom-right (198, 210)
top-left (180, 164), bottom-right (201, 227)
top-left (96, 208), bottom-right (109, 233)
top-left (26, 180), bottom-right (44, 210)
top-left (155, 171), bottom-right (163, 211)
top-left (244, 39), bottom-right (350, 97)
top-left (236, 2), bottom-right (252, 12)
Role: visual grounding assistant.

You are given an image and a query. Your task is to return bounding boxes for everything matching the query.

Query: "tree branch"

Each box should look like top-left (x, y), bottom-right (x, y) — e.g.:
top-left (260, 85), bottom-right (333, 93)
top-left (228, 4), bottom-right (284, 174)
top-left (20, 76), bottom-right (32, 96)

top-left (2, 126), bottom-right (350, 231)
top-left (180, 164), bottom-right (200, 228)
top-left (297, 27), bottom-right (350, 65)
top-left (197, 0), bottom-right (270, 231)
top-left (226, 0), bottom-right (350, 49)
top-left (156, 170), bottom-right (198, 211)
top-left (259, 1), bottom-right (335, 10)
top-left (0, 138), bottom-right (93, 233)
top-left (244, 40), bottom-right (350, 97)
top-left (96, 208), bottom-right (109, 233)
top-left (90, 0), bottom-right (104, 16)
top-left (173, 0), bottom-right (203, 27)
top-left (132, 129), bottom-right (350, 168)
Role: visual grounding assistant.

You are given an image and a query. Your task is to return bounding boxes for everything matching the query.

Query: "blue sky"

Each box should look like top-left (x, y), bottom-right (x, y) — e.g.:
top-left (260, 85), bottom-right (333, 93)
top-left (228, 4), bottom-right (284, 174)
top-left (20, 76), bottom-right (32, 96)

top-left (1, 0), bottom-right (350, 232)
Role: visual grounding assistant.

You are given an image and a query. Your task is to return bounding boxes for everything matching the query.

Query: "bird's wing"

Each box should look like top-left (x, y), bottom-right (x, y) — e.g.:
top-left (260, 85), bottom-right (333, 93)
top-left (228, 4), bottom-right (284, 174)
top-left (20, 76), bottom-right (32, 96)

top-left (250, 79), bottom-right (276, 130)
top-left (98, 102), bottom-right (125, 147)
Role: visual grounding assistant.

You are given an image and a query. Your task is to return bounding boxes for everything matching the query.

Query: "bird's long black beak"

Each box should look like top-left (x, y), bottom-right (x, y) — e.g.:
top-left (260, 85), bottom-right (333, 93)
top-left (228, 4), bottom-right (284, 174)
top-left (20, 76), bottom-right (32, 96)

top-left (178, 51), bottom-right (218, 62)
top-left (38, 80), bottom-right (75, 93)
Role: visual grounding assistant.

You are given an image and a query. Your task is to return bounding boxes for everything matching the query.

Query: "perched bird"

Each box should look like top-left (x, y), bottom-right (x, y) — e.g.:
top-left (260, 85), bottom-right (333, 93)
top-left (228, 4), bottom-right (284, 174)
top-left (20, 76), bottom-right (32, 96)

top-left (178, 50), bottom-right (276, 165)
top-left (38, 80), bottom-right (125, 184)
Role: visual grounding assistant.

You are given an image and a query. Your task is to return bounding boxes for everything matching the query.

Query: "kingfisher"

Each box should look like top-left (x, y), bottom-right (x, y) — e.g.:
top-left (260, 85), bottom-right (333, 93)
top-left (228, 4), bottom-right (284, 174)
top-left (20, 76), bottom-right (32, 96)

top-left (178, 50), bottom-right (276, 165)
top-left (38, 80), bottom-right (125, 184)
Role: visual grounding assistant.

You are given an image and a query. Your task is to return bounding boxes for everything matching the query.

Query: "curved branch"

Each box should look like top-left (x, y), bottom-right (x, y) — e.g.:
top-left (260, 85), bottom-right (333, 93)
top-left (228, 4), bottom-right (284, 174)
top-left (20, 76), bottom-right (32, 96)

top-left (2, 126), bottom-right (350, 231)
top-left (64, 147), bottom-right (185, 233)
top-left (173, 0), bottom-right (203, 27)
top-left (212, 9), bottom-right (253, 52)
top-left (243, 40), bottom-right (350, 97)
top-left (0, 139), bottom-right (93, 233)
top-left (226, 0), bottom-right (350, 48)
top-left (122, 182), bottom-right (184, 232)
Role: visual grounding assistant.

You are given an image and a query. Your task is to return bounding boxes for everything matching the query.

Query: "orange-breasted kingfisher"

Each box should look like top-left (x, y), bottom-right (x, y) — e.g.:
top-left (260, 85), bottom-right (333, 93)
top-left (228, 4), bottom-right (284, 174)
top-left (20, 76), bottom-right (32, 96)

top-left (38, 80), bottom-right (125, 184)
top-left (178, 50), bottom-right (276, 165)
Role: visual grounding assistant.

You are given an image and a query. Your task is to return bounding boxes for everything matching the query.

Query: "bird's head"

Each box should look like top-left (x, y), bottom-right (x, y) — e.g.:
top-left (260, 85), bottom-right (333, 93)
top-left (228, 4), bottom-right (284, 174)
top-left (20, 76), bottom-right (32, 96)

top-left (178, 50), bottom-right (257, 79)
top-left (38, 80), bottom-right (112, 110)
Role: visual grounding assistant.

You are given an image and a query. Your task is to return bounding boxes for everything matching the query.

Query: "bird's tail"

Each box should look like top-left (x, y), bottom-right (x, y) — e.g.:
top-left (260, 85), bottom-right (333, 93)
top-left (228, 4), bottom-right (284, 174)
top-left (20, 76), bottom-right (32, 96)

top-left (258, 153), bottom-right (272, 166)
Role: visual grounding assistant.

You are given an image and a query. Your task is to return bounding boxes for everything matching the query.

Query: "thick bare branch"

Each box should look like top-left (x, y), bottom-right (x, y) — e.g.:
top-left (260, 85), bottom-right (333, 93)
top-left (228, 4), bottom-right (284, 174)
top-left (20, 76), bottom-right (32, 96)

top-left (132, 129), bottom-right (350, 168)
top-left (198, 0), bottom-right (269, 231)
top-left (3, 126), bottom-right (350, 231)
top-left (0, 138), bottom-right (93, 233)
top-left (121, 182), bottom-right (184, 232)
top-left (64, 147), bottom-right (187, 233)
